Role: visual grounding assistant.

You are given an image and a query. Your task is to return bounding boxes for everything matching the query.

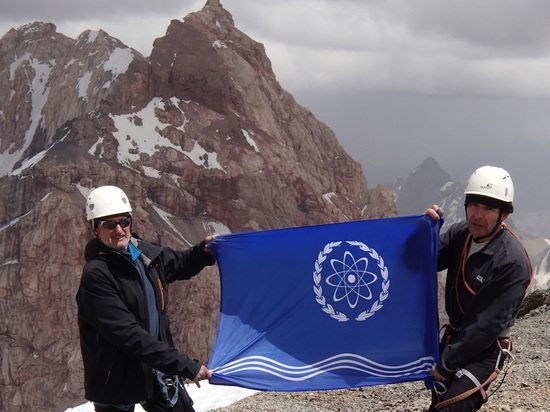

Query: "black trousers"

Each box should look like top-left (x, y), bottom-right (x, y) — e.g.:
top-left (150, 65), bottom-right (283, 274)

top-left (428, 339), bottom-right (509, 411)
top-left (94, 378), bottom-right (195, 412)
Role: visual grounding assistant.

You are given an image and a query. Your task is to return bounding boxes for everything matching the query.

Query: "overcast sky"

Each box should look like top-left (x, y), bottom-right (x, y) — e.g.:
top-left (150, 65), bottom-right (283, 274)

top-left (2, 0), bottom-right (550, 222)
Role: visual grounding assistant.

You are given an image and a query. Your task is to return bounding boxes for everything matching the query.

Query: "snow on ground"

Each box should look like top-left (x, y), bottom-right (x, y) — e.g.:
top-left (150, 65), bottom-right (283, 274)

top-left (65, 381), bottom-right (257, 411)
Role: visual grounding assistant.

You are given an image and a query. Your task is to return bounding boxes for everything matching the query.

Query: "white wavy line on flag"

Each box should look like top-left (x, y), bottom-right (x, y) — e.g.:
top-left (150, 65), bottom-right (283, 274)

top-left (211, 353), bottom-right (435, 381)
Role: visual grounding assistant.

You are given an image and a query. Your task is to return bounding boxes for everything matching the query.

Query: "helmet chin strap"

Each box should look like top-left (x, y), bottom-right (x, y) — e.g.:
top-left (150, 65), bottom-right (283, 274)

top-left (471, 209), bottom-right (504, 243)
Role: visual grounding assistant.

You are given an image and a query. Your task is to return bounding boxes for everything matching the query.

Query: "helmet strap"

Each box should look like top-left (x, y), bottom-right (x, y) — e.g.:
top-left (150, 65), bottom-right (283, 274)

top-left (471, 209), bottom-right (504, 243)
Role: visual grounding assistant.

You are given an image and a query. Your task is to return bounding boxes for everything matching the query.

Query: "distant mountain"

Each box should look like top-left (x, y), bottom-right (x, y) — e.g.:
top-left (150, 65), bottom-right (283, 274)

top-left (386, 157), bottom-right (465, 228)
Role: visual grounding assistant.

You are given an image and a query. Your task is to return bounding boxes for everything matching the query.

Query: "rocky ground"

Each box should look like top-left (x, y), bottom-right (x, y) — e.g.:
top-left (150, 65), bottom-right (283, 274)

top-left (210, 290), bottom-right (550, 412)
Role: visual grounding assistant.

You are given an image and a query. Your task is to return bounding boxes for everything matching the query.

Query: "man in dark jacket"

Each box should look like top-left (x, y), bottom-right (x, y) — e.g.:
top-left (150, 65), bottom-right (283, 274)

top-left (424, 166), bottom-right (532, 411)
top-left (77, 185), bottom-right (216, 412)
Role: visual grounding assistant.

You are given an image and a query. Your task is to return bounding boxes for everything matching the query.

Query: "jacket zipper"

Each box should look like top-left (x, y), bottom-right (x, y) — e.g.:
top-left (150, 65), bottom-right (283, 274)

top-left (157, 278), bottom-right (165, 311)
top-left (105, 346), bottom-right (117, 384)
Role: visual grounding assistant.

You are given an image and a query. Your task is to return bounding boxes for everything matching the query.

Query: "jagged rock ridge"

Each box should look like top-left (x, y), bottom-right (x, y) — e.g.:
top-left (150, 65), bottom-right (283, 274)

top-left (387, 157), bottom-right (464, 227)
top-left (0, 1), bottom-right (396, 410)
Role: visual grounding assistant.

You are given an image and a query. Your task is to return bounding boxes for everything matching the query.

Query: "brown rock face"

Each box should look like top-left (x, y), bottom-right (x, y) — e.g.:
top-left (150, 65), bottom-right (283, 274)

top-left (0, 1), bottom-right (396, 410)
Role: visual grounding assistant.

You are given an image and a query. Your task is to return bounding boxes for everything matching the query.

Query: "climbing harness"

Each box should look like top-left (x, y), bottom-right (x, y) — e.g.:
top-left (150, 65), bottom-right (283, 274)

top-left (434, 337), bottom-right (514, 410)
top-left (154, 371), bottom-right (179, 407)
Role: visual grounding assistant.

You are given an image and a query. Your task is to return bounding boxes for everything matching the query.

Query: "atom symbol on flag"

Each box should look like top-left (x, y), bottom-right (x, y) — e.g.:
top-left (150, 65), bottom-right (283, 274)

top-left (326, 251), bottom-right (378, 309)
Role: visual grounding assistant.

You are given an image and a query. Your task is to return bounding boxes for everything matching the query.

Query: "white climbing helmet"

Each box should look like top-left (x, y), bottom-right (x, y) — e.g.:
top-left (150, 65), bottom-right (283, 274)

top-left (86, 185), bottom-right (132, 221)
top-left (464, 166), bottom-right (514, 212)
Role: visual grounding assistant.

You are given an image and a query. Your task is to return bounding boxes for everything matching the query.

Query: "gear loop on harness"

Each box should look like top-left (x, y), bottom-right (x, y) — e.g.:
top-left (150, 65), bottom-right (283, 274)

top-left (433, 380), bottom-right (448, 396)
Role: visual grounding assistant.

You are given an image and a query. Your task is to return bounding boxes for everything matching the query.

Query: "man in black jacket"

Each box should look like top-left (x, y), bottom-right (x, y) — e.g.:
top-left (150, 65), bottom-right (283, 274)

top-left (77, 185), bottom-right (216, 412)
top-left (424, 166), bottom-right (532, 411)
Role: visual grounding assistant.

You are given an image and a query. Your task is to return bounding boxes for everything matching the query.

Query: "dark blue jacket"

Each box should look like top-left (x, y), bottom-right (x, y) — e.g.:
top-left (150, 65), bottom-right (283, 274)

top-left (436, 222), bottom-right (532, 379)
top-left (76, 234), bottom-right (215, 404)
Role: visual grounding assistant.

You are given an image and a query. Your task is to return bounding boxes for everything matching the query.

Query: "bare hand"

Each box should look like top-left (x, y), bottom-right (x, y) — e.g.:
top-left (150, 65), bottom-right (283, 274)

top-left (430, 365), bottom-right (447, 382)
top-left (204, 234), bottom-right (219, 254)
top-left (423, 205), bottom-right (444, 220)
top-left (193, 365), bottom-right (212, 388)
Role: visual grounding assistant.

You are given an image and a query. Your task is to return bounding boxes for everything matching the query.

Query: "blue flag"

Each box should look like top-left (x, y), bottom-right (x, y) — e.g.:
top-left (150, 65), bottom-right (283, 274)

top-left (208, 215), bottom-right (442, 391)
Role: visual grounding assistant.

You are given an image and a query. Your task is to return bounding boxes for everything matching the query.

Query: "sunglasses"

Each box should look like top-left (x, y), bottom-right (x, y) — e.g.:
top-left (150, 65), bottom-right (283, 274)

top-left (98, 217), bottom-right (132, 230)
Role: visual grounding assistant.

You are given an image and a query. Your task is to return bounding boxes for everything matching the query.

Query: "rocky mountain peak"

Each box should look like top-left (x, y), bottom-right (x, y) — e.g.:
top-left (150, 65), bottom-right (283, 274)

top-left (388, 156), bottom-right (463, 220)
top-left (0, 21), bottom-right (143, 173)
top-left (0, 2), bottom-right (396, 410)
top-left (198, 0), bottom-right (236, 28)
top-left (150, 0), bottom-right (275, 117)
top-left (0, 22), bottom-right (73, 65)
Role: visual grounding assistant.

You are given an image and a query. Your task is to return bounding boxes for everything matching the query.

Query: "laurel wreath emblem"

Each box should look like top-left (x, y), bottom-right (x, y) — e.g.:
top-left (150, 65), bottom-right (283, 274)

top-left (313, 241), bottom-right (390, 322)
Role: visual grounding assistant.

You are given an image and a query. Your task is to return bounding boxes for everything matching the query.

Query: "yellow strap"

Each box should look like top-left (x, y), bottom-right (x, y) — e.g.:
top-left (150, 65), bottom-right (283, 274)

top-left (435, 370), bottom-right (499, 410)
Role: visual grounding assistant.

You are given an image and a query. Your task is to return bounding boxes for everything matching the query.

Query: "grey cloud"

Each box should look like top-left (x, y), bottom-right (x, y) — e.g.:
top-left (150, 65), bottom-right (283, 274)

top-left (385, 0), bottom-right (550, 56)
top-left (0, 0), bottom-right (195, 22)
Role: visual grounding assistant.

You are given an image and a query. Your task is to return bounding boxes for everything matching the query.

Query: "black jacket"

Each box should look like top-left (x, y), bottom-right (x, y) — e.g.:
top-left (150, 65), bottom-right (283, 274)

top-left (436, 222), bottom-right (532, 379)
top-left (76, 234), bottom-right (216, 404)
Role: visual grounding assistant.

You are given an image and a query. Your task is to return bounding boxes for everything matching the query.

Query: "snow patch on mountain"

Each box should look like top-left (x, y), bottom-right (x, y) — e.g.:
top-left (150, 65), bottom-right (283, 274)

top-left (107, 97), bottom-right (225, 171)
top-left (1, 55), bottom-right (53, 176)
